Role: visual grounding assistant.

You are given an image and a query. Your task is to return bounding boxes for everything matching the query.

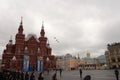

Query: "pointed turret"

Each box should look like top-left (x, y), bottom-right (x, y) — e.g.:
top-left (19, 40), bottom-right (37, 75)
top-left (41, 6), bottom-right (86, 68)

top-left (18, 17), bottom-right (23, 34)
top-left (47, 39), bottom-right (50, 48)
top-left (39, 21), bottom-right (48, 54)
top-left (15, 17), bottom-right (25, 55)
top-left (9, 35), bottom-right (13, 44)
top-left (6, 35), bottom-right (13, 53)
top-left (40, 21), bottom-right (45, 37)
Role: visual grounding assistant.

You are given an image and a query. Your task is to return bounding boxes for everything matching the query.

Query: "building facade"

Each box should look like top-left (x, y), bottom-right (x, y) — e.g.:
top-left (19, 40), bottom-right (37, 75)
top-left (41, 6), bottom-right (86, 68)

top-left (2, 19), bottom-right (56, 71)
top-left (105, 43), bottom-right (120, 69)
top-left (56, 54), bottom-right (78, 71)
top-left (79, 51), bottom-right (99, 70)
top-left (56, 52), bottom-right (101, 70)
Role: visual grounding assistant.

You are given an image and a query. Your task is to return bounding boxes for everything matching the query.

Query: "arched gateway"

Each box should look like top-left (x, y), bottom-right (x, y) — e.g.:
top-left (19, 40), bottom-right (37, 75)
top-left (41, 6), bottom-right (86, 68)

top-left (2, 19), bottom-right (56, 71)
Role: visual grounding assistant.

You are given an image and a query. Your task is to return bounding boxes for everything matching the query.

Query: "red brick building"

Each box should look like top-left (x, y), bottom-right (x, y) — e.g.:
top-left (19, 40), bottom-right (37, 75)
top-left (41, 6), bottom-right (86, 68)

top-left (2, 19), bottom-right (56, 71)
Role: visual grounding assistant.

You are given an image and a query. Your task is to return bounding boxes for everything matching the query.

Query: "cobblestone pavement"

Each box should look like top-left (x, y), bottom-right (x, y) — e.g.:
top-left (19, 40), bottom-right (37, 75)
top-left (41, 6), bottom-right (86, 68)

top-left (42, 70), bottom-right (120, 80)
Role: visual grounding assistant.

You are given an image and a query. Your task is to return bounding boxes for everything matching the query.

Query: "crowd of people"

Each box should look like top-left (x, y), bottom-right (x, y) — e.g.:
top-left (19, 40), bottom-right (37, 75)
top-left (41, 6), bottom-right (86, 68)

top-left (0, 70), bottom-right (44, 80)
top-left (0, 69), bottom-right (59, 80)
top-left (0, 68), bottom-right (119, 80)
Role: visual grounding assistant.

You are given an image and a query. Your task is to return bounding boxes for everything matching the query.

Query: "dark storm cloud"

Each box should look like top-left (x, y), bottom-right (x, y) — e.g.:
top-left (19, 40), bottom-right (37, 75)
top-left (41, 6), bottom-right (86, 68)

top-left (0, 0), bottom-right (120, 58)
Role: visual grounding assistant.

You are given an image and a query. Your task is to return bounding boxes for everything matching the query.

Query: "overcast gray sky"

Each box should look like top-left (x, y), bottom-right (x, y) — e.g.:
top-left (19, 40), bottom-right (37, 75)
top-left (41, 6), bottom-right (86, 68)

top-left (0, 0), bottom-right (120, 58)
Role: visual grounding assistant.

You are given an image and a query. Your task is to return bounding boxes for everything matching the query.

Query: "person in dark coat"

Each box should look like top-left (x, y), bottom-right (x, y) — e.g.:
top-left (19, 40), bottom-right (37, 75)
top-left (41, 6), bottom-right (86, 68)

top-left (38, 72), bottom-right (44, 80)
top-left (9, 73), bottom-right (13, 80)
top-left (12, 71), bottom-right (16, 80)
top-left (25, 72), bottom-right (29, 80)
top-left (21, 72), bottom-right (24, 80)
top-left (47, 69), bottom-right (49, 75)
top-left (79, 69), bottom-right (82, 78)
top-left (17, 72), bottom-right (21, 80)
top-left (114, 68), bottom-right (119, 80)
top-left (5, 72), bottom-right (10, 80)
top-left (0, 72), bottom-right (3, 80)
top-left (59, 68), bottom-right (62, 77)
top-left (52, 72), bottom-right (57, 80)
top-left (84, 75), bottom-right (91, 80)
top-left (30, 72), bottom-right (35, 80)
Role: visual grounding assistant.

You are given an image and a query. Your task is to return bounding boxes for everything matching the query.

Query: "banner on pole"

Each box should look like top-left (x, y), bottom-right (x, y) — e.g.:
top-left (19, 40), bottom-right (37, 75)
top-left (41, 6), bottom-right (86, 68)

top-left (37, 59), bottom-right (40, 71)
top-left (23, 55), bottom-right (29, 71)
top-left (37, 56), bottom-right (43, 72)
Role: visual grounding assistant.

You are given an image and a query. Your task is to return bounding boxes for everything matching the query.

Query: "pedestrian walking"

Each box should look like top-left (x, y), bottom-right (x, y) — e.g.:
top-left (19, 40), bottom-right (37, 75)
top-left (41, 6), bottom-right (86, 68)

top-left (114, 68), bottom-right (119, 80)
top-left (47, 69), bottom-right (49, 75)
top-left (79, 68), bottom-right (82, 78)
top-left (13, 71), bottom-right (17, 80)
top-left (0, 72), bottom-right (3, 80)
top-left (9, 74), bottom-right (13, 80)
top-left (30, 72), bottom-right (35, 80)
top-left (17, 72), bottom-right (21, 80)
top-left (38, 72), bottom-right (44, 80)
top-left (21, 72), bottom-right (24, 80)
top-left (52, 72), bottom-right (57, 80)
top-left (59, 68), bottom-right (62, 77)
top-left (84, 75), bottom-right (91, 80)
top-left (25, 72), bottom-right (29, 80)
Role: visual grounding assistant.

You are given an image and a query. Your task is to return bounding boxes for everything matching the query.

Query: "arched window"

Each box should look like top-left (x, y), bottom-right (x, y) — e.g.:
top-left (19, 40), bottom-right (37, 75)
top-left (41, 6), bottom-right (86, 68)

top-left (42, 49), bottom-right (44, 56)
top-left (31, 50), bottom-right (33, 54)
top-left (18, 48), bottom-right (21, 54)
top-left (111, 58), bottom-right (116, 62)
top-left (119, 49), bottom-right (120, 54)
top-left (38, 48), bottom-right (40, 53)
top-left (24, 46), bottom-right (28, 53)
top-left (114, 50), bottom-right (117, 54)
top-left (117, 58), bottom-right (120, 62)
top-left (25, 46), bottom-right (28, 51)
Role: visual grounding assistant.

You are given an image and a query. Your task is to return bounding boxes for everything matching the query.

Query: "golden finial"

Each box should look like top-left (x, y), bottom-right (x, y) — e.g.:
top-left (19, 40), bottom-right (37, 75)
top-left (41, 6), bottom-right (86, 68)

top-left (86, 50), bottom-right (90, 57)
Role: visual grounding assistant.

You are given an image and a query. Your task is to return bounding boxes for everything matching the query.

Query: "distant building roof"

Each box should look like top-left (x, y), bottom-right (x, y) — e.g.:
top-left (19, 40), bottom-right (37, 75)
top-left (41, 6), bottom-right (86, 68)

top-left (97, 55), bottom-right (106, 63)
top-left (81, 57), bottom-right (97, 64)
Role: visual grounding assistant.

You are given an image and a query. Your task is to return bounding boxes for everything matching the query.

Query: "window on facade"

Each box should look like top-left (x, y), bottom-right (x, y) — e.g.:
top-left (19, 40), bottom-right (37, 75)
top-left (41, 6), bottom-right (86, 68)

top-left (24, 46), bottom-right (28, 53)
top-left (31, 50), bottom-right (33, 54)
top-left (41, 49), bottom-right (44, 56)
top-left (38, 48), bottom-right (40, 53)
top-left (25, 46), bottom-right (28, 51)
top-left (112, 58), bottom-right (116, 62)
top-left (33, 50), bottom-right (35, 54)
top-left (119, 49), bottom-right (120, 54)
top-left (118, 58), bottom-right (120, 62)
top-left (114, 50), bottom-right (117, 54)
top-left (18, 48), bottom-right (20, 54)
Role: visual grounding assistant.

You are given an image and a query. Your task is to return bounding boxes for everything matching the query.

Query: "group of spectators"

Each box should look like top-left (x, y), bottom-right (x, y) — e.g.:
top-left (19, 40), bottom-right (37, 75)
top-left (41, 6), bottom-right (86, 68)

top-left (0, 70), bottom-right (44, 80)
top-left (0, 68), bottom-right (119, 80)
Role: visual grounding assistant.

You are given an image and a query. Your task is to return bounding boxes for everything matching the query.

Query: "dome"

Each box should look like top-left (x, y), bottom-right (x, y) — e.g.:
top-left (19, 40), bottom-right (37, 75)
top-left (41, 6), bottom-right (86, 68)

top-left (86, 51), bottom-right (90, 57)
top-left (25, 33), bottom-right (39, 42)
